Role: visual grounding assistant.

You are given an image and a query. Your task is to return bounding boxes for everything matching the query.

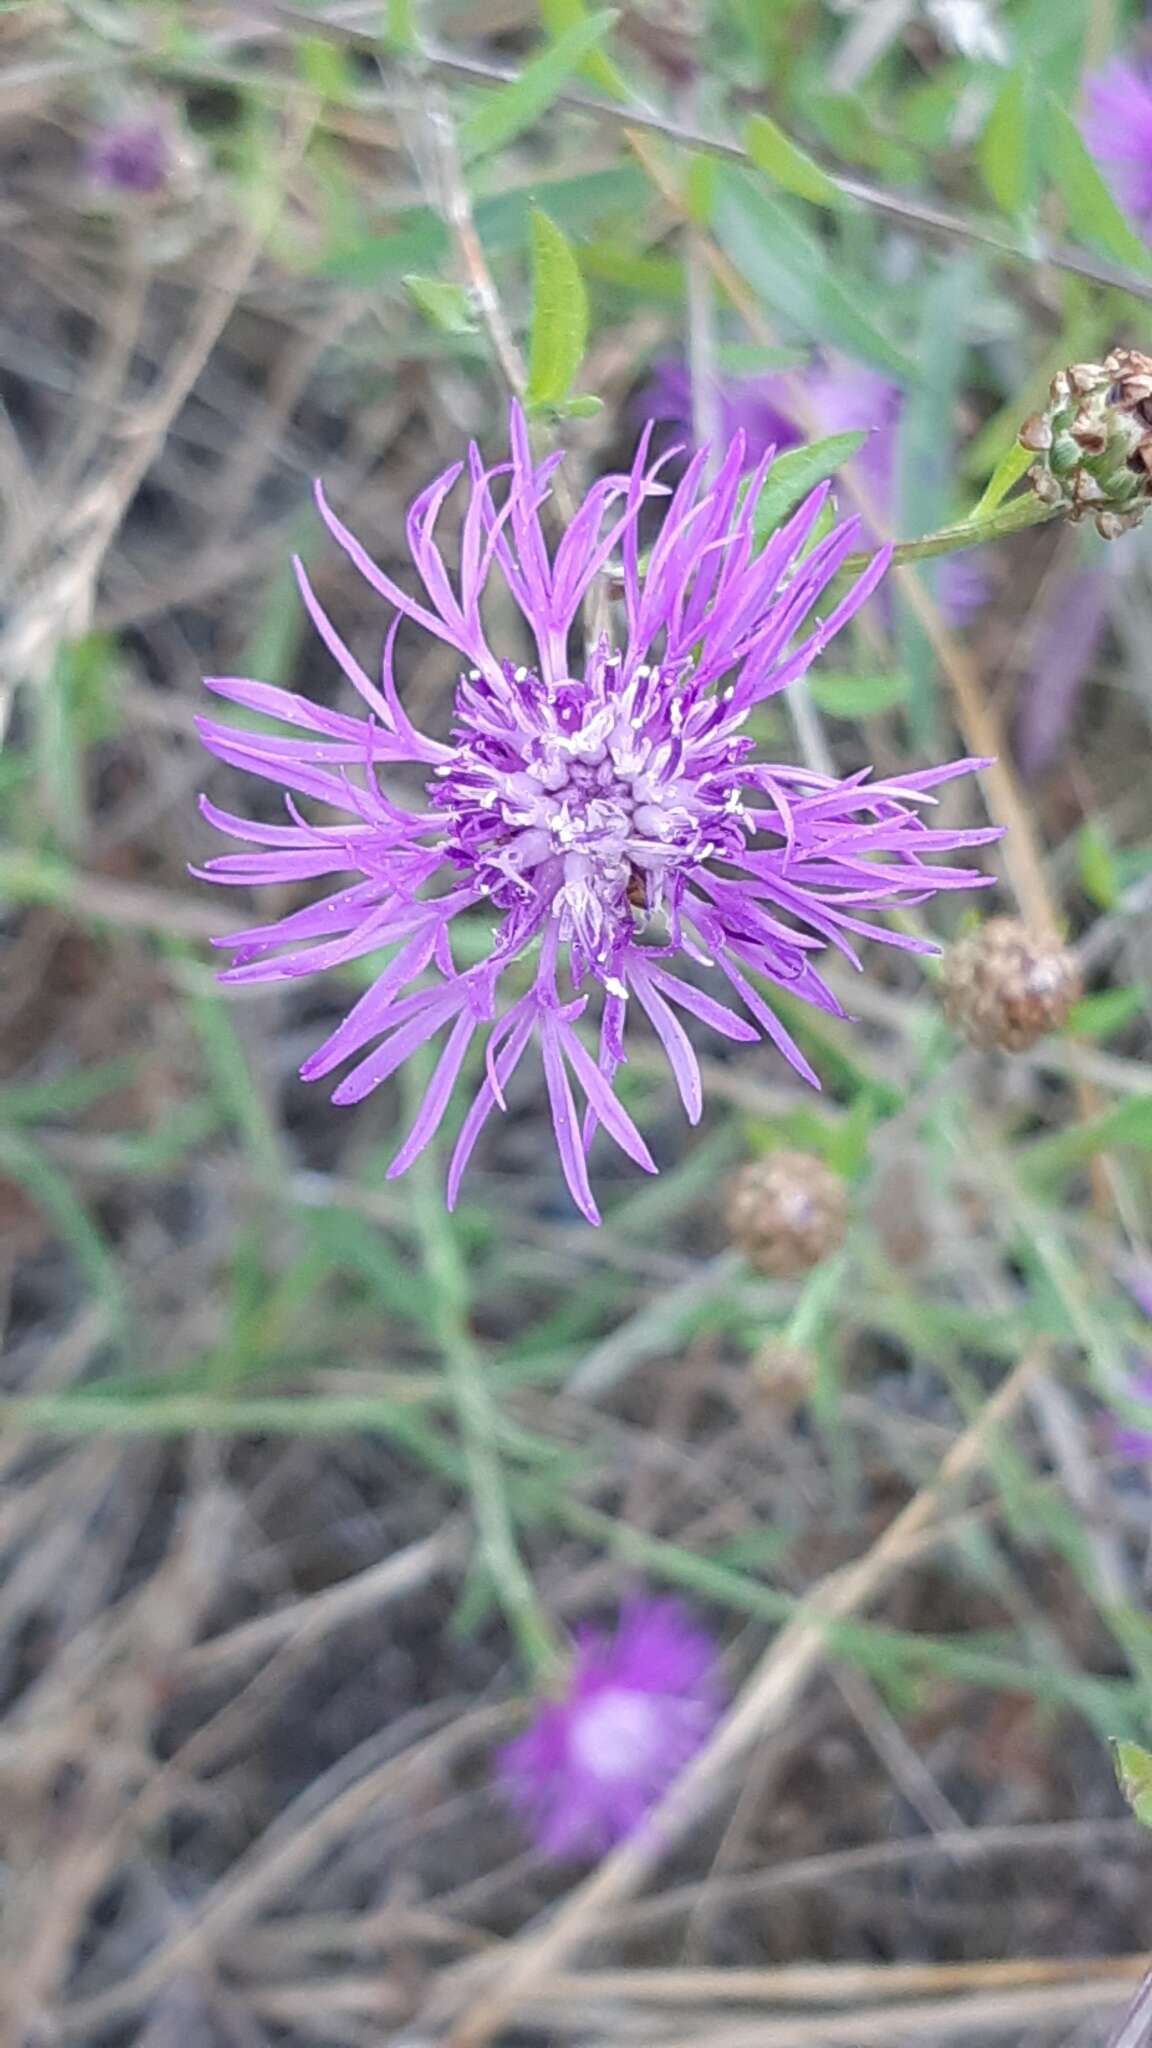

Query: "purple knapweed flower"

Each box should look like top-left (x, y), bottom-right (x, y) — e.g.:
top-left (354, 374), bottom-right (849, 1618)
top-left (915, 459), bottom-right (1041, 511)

top-left (196, 406), bottom-right (1000, 1222)
top-left (499, 1598), bottom-right (723, 1858)
top-left (638, 355), bottom-right (989, 622)
top-left (84, 114), bottom-right (171, 197)
top-left (1083, 59), bottom-right (1152, 235)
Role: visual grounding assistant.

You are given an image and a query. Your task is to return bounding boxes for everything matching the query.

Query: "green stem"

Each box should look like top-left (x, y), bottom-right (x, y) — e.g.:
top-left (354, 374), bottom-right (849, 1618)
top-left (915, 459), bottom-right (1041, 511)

top-left (841, 493), bottom-right (1061, 576)
top-left (408, 1098), bottom-right (558, 1682)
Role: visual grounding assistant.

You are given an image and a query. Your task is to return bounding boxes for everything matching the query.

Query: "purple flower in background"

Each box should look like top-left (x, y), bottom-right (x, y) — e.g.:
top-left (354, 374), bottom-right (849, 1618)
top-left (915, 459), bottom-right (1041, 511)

top-left (499, 1599), bottom-right (723, 1858)
top-left (1083, 60), bottom-right (1152, 234)
top-left (641, 357), bottom-right (803, 461)
top-left (84, 114), bottom-right (171, 197)
top-left (197, 406), bottom-right (999, 1222)
top-left (1016, 566), bottom-right (1112, 780)
top-left (638, 355), bottom-right (989, 623)
top-left (1107, 1364), bottom-right (1152, 1460)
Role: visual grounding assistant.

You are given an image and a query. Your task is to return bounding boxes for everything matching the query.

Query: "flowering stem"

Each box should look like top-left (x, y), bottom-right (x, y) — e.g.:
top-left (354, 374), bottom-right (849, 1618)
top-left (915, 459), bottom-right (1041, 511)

top-left (408, 1098), bottom-right (558, 1682)
top-left (841, 493), bottom-right (1062, 577)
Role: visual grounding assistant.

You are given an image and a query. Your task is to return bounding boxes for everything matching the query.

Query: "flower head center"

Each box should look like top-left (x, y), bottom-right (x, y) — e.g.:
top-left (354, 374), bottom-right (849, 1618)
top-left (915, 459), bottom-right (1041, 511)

top-left (431, 655), bottom-right (751, 976)
top-left (568, 1686), bottom-right (661, 1784)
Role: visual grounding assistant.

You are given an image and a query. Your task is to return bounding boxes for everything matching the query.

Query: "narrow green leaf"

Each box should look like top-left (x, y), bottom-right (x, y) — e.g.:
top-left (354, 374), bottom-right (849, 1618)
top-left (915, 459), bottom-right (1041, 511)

top-left (752, 430), bottom-right (868, 540)
top-left (808, 670), bottom-right (912, 717)
top-left (1078, 820), bottom-right (1120, 911)
top-left (526, 206), bottom-right (588, 411)
top-left (580, 240), bottom-right (682, 298)
top-left (745, 110), bottom-right (841, 209)
top-left (404, 273), bottom-right (477, 334)
top-left (979, 68), bottom-right (1031, 217)
top-left (686, 152), bottom-right (717, 224)
top-left (297, 33), bottom-right (356, 102)
top-left (0, 1130), bottom-right (128, 1338)
top-left (460, 10), bottom-right (617, 163)
top-left (555, 393), bottom-right (603, 418)
top-left (386, 0), bottom-right (417, 49)
top-left (539, 0), bottom-right (629, 98)
top-left (1023, 1096), bottom-right (1152, 1182)
top-left (1114, 1741), bottom-right (1152, 1829)
top-left (712, 169), bottom-right (914, 380)
top-left (1065, 987), bottom-right (1145, 1040)
top-left (971, 437), bottom-right (1034, 518)
top-left (1042, 96), bottom-right (1152, 275)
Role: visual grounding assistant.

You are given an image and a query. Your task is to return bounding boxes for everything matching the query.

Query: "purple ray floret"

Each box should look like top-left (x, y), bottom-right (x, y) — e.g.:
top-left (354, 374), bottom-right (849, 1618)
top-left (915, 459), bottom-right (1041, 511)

top-left (499, 1597), bottom-right (724, 1859)
top-left (196, 405), bottom-right (1000, 1222)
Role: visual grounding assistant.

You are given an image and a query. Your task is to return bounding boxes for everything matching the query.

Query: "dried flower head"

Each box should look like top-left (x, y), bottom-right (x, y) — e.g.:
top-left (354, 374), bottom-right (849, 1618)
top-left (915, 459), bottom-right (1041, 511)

top-left (1020, 351), bottom-right (1152, 538)
top-left (1083, 60), bottom-right (1152, 237)
top-left (499, 1598), bottom-right (723, 1859)
top-left (940, 917), bottom-right (1082, 1052)
top-left (726, 1150), bottom-right (849, 1277)
top-left (197, 406), bottom-right (999, 1222)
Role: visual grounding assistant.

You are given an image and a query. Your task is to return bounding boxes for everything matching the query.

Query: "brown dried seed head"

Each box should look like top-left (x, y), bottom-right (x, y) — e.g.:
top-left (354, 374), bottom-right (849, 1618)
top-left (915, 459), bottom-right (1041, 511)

top-left (1018, 412), bottom-right (1052, 452)
top-left (726, 1152), bottom-right (849, 1279)
top-left (940, 918), bottom-right (1082, 1052)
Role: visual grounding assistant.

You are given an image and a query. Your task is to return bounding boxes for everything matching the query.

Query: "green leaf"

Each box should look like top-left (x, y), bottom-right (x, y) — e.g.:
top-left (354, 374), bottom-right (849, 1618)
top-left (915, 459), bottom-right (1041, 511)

top-left (580, 240), bottom-right (682, 298)
top-left (555, 393), bottom-right (604, 417)
top-left (526, 206), bottom-right (588, 411)
top-left (970, 437), bottom-right (1034, 518)
top-left (403, 273), bottom-right (477, 334)
top-left (711, 168), bottom-right (914, 380)
top-left (460, 10), bottom-right (618, 163)
top-left (808, 670), bottom-right (912, 717)
top-left (538, 0), bottom-right (629, 98)
top-left (686, 152), bottom-right (717, 224)
top-left (752, 430), bottom-right (868, 540)
top-left (745, 110), bottom-right (842, 208)
top-left (1023, 1096), bottom-right (1152, 1182)
top-left (385, 0), bottom-right (416, 49)
top-left (1065, 986), bottom-right (1145, 1040)
top-left (297, 34), bottom-right (357, 101)
top-left (1078, 821), bottom-right (1120, 910)
top-left (1113, 1740), bottom-right (1152, 1828)
top-left (979, 68), bottom-right (1031, 217)
top-left (1042, 95), bottom-right (1152, 276)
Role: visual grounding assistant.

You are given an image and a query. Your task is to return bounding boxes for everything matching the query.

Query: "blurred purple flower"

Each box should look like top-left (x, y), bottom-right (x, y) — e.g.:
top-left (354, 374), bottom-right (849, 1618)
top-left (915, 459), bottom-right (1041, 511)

top-left (640, 358), bottom-right (802, 461)
top-left (638, 355), bottom-right (990, 623)
top-left (84, 115), bottom-right (171, 197)
top-left (1107, 1364), bottom-right (1152, 1460)
top-left (1083, 59), bottom-right (1152, 234)
top-left (1016, 567), bottom-right (1111, 779)
top-left (499, 1598), bottom-right (724, 1859)
top-left (197, 405), bottom-right (999, 1222)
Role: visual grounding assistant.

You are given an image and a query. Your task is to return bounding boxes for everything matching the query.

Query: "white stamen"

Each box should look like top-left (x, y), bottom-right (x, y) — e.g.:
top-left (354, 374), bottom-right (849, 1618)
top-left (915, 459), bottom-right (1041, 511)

top-left (569, 1689), bottom-right (659, 1784)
